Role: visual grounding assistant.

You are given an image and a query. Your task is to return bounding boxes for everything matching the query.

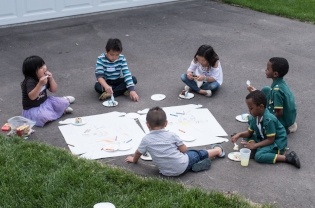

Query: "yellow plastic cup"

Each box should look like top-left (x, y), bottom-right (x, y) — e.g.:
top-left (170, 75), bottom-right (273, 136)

top-left (240, 148), bottom-right (251, 166)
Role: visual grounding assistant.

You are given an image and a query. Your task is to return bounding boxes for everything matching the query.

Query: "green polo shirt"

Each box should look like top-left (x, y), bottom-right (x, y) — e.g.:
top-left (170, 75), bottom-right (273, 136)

top-left (266, 78), bottom-right (297, 128)
top-left (248, 109), bottom-right (287, 150)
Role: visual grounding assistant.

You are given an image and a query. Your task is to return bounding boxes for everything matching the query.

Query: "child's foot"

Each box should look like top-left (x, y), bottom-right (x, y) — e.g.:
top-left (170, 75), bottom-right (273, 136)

top-left (64, 96), bottom-right (75, 104)
top-left (210, 144), bottom-right (225, 158)
top-left (184, 85), bottom-right (191, 92)
top-left (64, 107), bottom-right (73, 114)
top-left (288, 122), bottom-right (298, 134)
top-left (99, 92), bottom-right (111, 100)
top-left (192, 158), bottom-right (211, 172)
top-left (285, 151), bottom-right (300, 168)
top-left (199, 89), bottom-right (212, 97)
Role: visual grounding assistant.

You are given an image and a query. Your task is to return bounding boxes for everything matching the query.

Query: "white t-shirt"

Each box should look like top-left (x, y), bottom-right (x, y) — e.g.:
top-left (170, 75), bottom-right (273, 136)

top-left (137, 129), bottom-right (188, 176)
top-left (187, 60), bottom-right (223, 85)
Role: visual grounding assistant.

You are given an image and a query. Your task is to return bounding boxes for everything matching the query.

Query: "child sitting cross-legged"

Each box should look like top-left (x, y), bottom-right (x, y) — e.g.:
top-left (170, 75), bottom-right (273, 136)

top-left (231, 90), bottom-right (300, 168)
top-left (125, 106), bottom-right (225, 176)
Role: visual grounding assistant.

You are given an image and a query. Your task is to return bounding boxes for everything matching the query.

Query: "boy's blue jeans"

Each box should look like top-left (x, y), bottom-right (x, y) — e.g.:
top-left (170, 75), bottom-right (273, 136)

top-left (180, 73), bottom-right (220, 93)
top-left (184, 150), bottom-right (210, 172)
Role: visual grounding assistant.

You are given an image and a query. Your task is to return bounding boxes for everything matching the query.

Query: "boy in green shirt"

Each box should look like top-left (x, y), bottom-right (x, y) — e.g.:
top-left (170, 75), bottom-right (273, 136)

top-left (231, 90), bottom-right (300, 168)
top-left (248, 57), bottom-right (297, 134)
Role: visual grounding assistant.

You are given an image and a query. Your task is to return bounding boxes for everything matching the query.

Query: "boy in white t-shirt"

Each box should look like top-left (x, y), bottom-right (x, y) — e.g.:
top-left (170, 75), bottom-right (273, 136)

top-left (125, 106), bottom-right (225, 176)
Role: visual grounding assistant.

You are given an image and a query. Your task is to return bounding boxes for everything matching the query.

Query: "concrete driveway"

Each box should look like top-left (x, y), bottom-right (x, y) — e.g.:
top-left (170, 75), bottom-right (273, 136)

top-left (1, 0), bottom-right (314, 207)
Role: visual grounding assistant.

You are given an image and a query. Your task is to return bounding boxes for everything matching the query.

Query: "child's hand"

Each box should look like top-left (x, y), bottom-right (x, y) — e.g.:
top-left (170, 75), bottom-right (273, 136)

top-left (187, 73), bottom-right (194, 80)
top-left (241, 140), bottom-right (256, 150)
top-left (130, 91), bottom-right (139, 102)
top-left (247, 85), bottom-right (256, 92)
top-left (44, 71), bottom-right (52, 78)
top-left (125, 156), bottom-right (135, 163)
top-left (196, 76), bottom-right (205, 82)
top-left (39, 75), bottom-right (48, 85)
top-left (231, 133), bottom-right (239, 143)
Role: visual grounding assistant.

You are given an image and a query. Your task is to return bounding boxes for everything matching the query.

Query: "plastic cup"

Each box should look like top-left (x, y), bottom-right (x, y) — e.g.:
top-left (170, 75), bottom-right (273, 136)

top-left (240, 148), bottom-right (251, 166)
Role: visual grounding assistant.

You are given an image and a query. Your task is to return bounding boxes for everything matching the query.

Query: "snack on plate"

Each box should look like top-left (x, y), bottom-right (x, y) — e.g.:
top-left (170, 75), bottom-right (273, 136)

top-left (75, 117), bottom-right (82, 124)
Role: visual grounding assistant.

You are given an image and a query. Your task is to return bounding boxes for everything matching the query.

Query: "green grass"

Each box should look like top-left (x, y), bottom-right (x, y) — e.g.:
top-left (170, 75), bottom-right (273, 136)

top-left (221, 0), bottom-right (315, 23)
top-left (0, 135), bottom-right (271, 208)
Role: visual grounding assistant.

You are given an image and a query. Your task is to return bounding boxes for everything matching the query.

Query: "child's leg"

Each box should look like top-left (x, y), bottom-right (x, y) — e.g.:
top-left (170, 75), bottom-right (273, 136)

top-left (200, 81), bottom-right (220, 92)
top-left (180, 73), bottom-right (200, 92)
top-left (109, 76), bottom-right (137, 97)
top-left (185, 150), bottom-right (211, 173)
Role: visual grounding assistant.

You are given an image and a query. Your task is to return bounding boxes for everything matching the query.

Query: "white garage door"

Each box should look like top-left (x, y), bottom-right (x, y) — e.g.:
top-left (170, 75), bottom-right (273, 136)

top-left (0, 0), bottom-right (178, 27)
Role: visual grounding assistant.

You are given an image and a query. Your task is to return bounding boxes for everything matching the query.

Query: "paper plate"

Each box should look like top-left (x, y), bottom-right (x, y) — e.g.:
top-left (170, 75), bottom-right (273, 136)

top-left (235, 113), bottom-right (250, 123)
top-left (137, 108), bottom-right (149, 114)
top-left (93, 202), bottom-right (116, 208)
top-left (118, 143), bottom-right (132, 151)
top-left (125, 112), bottom-right (140, 119)
top-left (180, 134), bottom-right (196, 142)
top-left (102, 144), bottom-right (119, 152)
top-left (179, 92), bottom-right (194, 99)
top-left (228, 152), bottom-right (241, 162)
top-left (102, 100), bottom-right (118, 107)
top-left (140, 152), bottom-right (152, 161)
top-left (72, 121), bottom-right (87, 126)
top-left (151, 94), bottom-right (166, 101)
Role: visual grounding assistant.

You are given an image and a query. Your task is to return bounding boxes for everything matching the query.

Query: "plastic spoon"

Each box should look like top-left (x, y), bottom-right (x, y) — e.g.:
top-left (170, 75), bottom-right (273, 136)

top-left (233, 143), bottom-right (239, 151)
top-left (246, 80), bottom-right (251, 87)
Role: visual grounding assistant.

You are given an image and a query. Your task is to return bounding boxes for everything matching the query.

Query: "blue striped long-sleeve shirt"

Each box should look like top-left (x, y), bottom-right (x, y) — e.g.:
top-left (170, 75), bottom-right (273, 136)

top-left (95, 53), bottom-right (135, 91)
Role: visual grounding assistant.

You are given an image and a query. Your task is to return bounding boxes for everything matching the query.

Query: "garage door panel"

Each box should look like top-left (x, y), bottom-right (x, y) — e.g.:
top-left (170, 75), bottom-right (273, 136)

top-left (0, 0), bottom-right (178, 26)
top-left (0, 0), bottom-right (17, 20)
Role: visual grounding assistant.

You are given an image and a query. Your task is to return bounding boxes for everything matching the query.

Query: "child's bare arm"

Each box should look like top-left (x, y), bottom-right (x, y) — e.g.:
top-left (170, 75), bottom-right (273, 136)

top-left (231, 130), bottom-right (253, 143)
top-left (274, 108), bottom-right (283, 117)
top-left (242, 136), bottom-right (275, 150)
top-left (125, 150), bottom-right (142, 164)
top-left (178, 144), bottom-right (187, 153)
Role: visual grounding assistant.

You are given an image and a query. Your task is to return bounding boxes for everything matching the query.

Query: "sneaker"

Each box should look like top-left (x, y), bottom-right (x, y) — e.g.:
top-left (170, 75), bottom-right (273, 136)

top-left (210, 144), bottom-right (225, 158)
top-left (65, 107), bottom-right (73, 114)
top-left (205, 90), bottom-right (212, 97)
top-left (184, 85), bottom-right (190, 92)
top-left (99, 92), bottom-right (111, 100)
top-left (123, 90), bottom-right (130, 96)
top-left (285, 151), bottom-right (300, 168)
top-left (192, 158), bottom-right (211, 172)
top-left (64, 96), bottom-right (75, 104)
top-left (288, 122), bottom-right (297, 134)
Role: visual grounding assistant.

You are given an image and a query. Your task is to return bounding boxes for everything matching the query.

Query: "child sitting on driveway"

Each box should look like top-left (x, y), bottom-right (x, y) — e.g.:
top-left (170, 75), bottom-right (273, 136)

top-left (247, 57), bottom-right (297, 134)
top-left (231, 90), bottom-right (300, 168)
top-left (125, 106), bottom-right (225, 176)
top-left (94, 38), bottom-right (139, 101)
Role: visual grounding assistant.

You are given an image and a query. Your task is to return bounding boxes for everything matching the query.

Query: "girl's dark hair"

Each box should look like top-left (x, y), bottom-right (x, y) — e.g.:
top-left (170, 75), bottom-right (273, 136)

top-left (21, 55), bottom-right (45, 87)
top-left (246, 90), bottom-right (267, 108)
top-left (193, 45), bottom-right (219, 68)
top-left (105, 38), bottom-right (123, 52)
top-left (146, 106), bottom-right (167, 128)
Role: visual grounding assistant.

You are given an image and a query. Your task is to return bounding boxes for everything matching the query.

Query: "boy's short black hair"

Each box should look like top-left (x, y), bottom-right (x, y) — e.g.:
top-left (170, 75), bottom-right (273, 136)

top-left (269, 57), bottom-right (289, 77)
top-left (146, 106), bottom-right (167, 128)
top-left (105, 38), bottom-right (123, 52)
top-left (246, 90), bottom-right (267, 108)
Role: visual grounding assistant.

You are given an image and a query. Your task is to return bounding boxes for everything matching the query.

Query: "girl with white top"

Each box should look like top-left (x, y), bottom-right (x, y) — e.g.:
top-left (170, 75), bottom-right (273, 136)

top-left (180, 45), bottom-right (223, 97)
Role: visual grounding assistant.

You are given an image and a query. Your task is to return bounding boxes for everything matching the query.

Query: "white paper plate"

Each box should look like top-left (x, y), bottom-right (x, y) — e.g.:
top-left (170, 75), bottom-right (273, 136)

top-left (179, 92), bottom-right (194, 99)
top-left (151, 94), bottom-right (166, 101)
top-left (137, 108), bottom-right (149, 114)
top-left (235, 113), bottom-right (250, 123)
top-left (140, 152), bottom-right (152, 161)
top-left (94, 202), bottom-right (116, 208)
top-left (102, 100), bottom-right (118, 107)
top-left (119, 143), bottom-right (132, 151)
top-left (72, 121), bottom-right (87, 126)
top-left (181, 134), bottom-right (196, 142)
top-left (228, 152), bottom-right (241, 161)
top-left (125, 112), bottom-right (140, 119)
top-left (102, 144), bottom-right (119, 152)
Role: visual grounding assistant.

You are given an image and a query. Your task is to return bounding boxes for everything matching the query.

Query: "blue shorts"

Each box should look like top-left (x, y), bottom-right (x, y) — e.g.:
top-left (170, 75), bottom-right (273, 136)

top-left (184, 150), bottom-right (210, 172)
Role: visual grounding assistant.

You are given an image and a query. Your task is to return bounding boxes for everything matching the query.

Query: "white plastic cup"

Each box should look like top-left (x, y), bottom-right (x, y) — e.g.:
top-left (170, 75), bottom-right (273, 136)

top-left (93, 202), bottom-right (116, 208)
top-left (240, 148), bottom-right (251, 166)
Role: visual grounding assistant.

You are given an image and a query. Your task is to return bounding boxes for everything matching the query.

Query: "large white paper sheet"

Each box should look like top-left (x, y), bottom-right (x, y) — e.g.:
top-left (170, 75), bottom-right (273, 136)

top-left (58, 104), bottom-right (228, 160)
top-left (58, 113), bottom-right (145, 159)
